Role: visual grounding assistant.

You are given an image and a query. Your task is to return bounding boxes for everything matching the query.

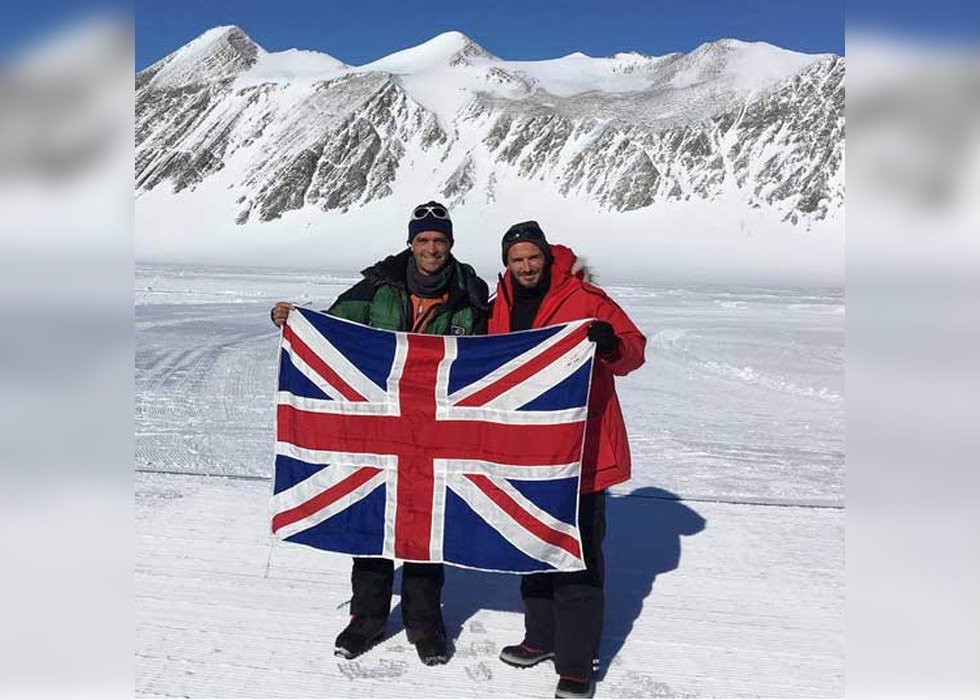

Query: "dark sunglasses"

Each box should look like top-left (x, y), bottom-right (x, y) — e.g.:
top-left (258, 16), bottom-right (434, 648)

top-left (503, 221), bottom-right (545, 242)
top-left (412, 205), bottom-right (450, 220)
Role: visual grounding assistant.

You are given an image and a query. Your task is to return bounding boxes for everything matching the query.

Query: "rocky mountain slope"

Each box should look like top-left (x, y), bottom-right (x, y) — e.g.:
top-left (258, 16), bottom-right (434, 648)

top-left (135, 26), bottom-right (843, 230)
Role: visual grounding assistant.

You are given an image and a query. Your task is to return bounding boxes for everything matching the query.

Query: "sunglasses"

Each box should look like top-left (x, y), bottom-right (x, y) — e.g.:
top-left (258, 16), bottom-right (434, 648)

top-left (503, 221), bottom-right (545, 242)
top-left (412, 205), bottom-right (450, 220)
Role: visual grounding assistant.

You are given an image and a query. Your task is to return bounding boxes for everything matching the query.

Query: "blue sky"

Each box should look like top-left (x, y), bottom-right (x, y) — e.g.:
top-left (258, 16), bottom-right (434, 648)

top-left (133, 0), bottom-right (844, 70)
top-left (4, 1), bottom-right (978, 69)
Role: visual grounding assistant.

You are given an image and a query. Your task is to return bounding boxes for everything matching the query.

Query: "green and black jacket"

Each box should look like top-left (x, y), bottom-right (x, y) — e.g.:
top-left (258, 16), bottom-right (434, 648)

top-left (326, 249), bottom-right (489, 336)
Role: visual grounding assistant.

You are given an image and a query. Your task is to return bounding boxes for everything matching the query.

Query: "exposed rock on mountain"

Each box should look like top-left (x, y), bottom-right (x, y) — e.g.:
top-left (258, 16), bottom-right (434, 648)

top-left (136, 28), bottom-right (843, 229)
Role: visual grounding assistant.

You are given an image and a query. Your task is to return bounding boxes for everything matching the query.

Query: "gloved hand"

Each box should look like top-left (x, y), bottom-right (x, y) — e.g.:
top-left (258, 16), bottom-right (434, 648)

top-left (587, 320), bottom-right (618, 356)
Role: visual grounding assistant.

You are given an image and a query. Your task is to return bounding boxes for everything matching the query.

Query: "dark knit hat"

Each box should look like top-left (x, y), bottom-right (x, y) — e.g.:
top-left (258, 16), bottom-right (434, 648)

top-left (408, 200), bottom-right (453, 244)
top-left (501, 220), bottom-right (552, 264)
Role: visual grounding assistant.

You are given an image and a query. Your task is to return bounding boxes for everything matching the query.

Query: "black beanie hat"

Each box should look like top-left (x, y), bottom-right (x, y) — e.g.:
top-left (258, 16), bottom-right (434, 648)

top-left (408, 201), bottom-right (453, 244)
top-left (501, 220), bottom-right (552, 264)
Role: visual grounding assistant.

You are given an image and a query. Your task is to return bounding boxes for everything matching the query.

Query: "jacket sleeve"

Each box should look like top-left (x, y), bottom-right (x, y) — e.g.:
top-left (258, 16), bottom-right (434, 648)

top-left (592, 294), bottom-right (646, 376)
top-left (325, 278), bottom-right (375, 324)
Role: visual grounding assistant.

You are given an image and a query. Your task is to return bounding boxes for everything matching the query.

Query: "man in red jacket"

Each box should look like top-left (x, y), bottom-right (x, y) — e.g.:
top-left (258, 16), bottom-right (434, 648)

top-left (489, 221), bottom-right (646, 699)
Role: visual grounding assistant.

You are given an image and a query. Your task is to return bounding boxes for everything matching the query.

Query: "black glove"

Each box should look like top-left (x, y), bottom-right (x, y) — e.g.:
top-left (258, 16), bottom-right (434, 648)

top-left (587, 321), bottom-right (618, 356)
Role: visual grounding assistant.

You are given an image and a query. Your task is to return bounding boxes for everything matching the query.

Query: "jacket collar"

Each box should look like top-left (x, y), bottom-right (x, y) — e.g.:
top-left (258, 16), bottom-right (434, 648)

top-left (363, 249), bottom-right (474, 310)
top-left (361, 248), bottom-right (412, 287)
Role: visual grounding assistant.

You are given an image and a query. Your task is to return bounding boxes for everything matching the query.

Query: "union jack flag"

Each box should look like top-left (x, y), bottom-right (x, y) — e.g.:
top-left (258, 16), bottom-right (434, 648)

top-left (271, 307), bottom-right (595, 573)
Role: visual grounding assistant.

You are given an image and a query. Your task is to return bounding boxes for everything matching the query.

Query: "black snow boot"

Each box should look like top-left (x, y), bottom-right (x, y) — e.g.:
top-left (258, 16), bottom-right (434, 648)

top-left (555, 675), bottom-right (596, 698)
top-left (412, 628), bottom-right (449, 666)
top-left (334, 615), bottom-right (386, 659)
top-left (499, 642), bottom-right (555, 668)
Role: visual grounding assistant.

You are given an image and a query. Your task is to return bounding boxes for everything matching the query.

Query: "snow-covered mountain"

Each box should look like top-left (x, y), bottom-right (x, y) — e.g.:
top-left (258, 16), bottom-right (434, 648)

top-left (135, 27), bottom-right (844, 283)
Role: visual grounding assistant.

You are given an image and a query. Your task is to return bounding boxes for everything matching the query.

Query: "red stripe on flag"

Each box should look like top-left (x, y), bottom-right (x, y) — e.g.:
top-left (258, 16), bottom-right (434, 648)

top-left (272, 466), bottom-right (382, 533)
top-left (456, 328), bottom-right (587, 407)
top-left (277, 404), bottom-right (586, 466)
top-left (283, 323), bottom-right (367, 402)
top-left (465, 474), bottom-right (582, 560)
top-left (393, 334), bottom-right (443, 560)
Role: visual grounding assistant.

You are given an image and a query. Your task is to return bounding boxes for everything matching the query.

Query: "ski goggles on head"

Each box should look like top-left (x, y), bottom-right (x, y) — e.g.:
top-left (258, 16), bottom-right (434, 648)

top-left (411, 204), bottom-right (450, 220)
top-left (502, 221), bottom-right (546, 243)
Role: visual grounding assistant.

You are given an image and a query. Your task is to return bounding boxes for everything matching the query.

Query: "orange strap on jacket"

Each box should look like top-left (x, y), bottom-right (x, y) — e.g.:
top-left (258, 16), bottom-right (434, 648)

top-left (410, 293), bottom-right (448, 333)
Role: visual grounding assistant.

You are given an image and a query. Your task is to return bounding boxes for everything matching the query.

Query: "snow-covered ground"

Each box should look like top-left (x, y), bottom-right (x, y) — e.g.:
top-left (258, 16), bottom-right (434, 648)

top-left (135, 263), bottom-right (843, 697)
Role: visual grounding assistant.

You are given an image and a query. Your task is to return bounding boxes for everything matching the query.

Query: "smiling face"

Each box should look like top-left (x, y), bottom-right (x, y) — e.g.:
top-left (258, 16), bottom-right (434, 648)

top-left (410, 231), bottom-right (452, 275)
top-left (506, 241), bottom-right (548, 288)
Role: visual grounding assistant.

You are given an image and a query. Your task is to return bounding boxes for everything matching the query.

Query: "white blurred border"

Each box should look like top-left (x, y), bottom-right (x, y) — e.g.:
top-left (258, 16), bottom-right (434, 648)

top-left (847, 26), bottom-right (980, 700)
top-left (0, 10), bottom-right (133, 699)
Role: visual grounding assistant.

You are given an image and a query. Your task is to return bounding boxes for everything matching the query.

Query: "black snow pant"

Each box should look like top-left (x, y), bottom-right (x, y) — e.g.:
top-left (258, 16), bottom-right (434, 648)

top-left (520, 490), bottom-right (606, 679)
top-left (349, 557), bottom-right (444, 641)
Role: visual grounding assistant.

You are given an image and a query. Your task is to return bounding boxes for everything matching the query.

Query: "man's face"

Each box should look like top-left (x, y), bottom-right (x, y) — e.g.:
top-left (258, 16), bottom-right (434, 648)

top-left (410, 231), bottom-right (452, 275)
top-left (506, 242), bottom-right (547, 288)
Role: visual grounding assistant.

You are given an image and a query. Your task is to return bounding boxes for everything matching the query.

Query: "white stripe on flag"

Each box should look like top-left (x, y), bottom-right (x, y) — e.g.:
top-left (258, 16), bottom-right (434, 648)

top-left (277, 391), bottom-right (398, 417)
top-left (429, 461), bottom-right (448, 562)
top-left (385, 332), bottom-right (409, 411)
top-left (436, 404), bottom-right (587, 424)
top-left (435, 336), bottom-right (456, 410)
top-left (438, 458), bottom-right (580, 481)
top-left (476, 336), bottom-right (594, 412)
top-left (273, 467), bottom-right (387, 541)
top-left (281, 337), bottom-right (350, 403)
top-left (275, 442), bottom-right (398, 470)
top-left (382, 467), bottom-right (398, 559)
top-left (287, 311), bottom-right (388, 404)
top-left (445, 321), bottom-right (588, 405)
top-left (448, 473), bottom-right (585, 571)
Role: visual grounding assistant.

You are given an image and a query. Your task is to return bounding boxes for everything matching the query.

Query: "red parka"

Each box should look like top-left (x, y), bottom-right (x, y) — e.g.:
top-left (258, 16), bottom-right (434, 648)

top-left (488, 244), bottom-right (646, 493)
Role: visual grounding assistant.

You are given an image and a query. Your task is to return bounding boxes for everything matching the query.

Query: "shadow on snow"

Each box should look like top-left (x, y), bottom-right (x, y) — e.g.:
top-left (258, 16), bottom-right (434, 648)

top-left (387, 485), bottom-right (705, 676)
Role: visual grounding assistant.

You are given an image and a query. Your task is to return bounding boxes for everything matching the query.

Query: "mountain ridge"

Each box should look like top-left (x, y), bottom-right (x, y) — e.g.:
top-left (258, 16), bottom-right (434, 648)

top-left (135, 26), bottom-right (843, 273)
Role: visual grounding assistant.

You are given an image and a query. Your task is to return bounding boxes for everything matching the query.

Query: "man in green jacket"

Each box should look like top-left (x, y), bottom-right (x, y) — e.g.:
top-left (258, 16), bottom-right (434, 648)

top-left (270, 201), bottom-right (489, 665)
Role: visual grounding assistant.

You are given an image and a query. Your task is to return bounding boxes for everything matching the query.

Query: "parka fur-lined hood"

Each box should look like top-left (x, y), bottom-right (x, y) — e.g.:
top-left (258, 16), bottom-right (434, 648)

top-left (495, 244), bottom-right (594, 310)
top-left (554, 244), bottom-right (592, 284)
